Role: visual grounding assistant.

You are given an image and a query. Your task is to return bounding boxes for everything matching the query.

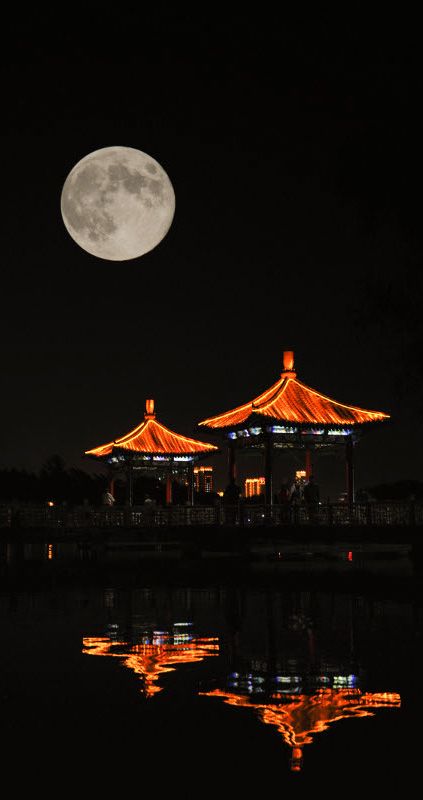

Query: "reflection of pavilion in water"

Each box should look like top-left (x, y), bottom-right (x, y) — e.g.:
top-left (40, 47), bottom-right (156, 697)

top-left (83, 622), bottom-right (219, 698)
top-left (82, 586), bottom-right (404, 773)
top-left (201, 680), bottom-right (400, 772)
top-left (204, 589), bottom-right (401, 772)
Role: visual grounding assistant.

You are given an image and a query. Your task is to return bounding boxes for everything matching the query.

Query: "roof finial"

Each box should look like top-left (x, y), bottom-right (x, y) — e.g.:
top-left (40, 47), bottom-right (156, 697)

top-left (282, 350), bottom-right (296, 377)
top-left (145, 398), bottom-right (155, 419)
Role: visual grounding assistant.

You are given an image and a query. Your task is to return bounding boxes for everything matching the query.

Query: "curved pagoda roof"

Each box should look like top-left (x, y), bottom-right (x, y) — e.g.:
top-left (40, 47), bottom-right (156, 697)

top-left (198, 351), bottom-right (390, 430)
top-left (86, 399), bottom-right (218, 459)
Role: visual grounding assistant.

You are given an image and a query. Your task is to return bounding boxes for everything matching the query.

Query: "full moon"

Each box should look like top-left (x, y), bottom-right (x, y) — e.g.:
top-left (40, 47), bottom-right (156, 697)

top-left (60, 146), bottom-right (175, 261)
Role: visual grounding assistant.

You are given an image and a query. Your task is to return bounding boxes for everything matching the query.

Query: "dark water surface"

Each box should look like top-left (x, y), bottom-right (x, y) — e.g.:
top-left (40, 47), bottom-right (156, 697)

top-left (1, 540), bottom-right (422, 793)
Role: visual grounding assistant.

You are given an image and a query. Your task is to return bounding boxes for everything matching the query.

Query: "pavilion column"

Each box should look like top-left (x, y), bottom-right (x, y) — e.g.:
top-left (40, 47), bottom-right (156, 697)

top-left (264, 432), bottom-right (273, 507)
top-left (189, 463), bottom-right (195, 505)
top-left (126, 461), bottom-right (134, 507)
top-left (108, 474), bottom-right (115, 497)
top-left (228, 439), bottom-right (237, 484)
top-left (166, 469), bottom-right (173, 505)
top-left (346, 436), bottom-right (355, 508)
top-left (305, 447), bottom-right (312, 479)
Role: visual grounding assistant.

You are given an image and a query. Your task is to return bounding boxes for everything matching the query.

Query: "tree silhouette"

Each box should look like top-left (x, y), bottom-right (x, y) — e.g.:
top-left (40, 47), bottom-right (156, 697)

top-left (0, 456), bottom-right (105, 505)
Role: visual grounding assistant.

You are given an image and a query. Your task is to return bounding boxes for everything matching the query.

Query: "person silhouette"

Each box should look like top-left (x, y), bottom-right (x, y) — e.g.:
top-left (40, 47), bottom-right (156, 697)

top-left (303, 475), bottom-right (320, 523)
top-left (223, 480), bottom-right (241, 524)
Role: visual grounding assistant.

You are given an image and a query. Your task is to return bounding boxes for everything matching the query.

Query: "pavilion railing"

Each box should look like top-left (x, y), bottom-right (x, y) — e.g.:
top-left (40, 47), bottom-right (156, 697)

top-left (0, 501), bottom-right (422, 529)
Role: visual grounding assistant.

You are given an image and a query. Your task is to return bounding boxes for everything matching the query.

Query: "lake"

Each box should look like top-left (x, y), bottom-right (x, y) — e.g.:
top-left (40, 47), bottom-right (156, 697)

top-left (0, 539), bottom-right (421, 793)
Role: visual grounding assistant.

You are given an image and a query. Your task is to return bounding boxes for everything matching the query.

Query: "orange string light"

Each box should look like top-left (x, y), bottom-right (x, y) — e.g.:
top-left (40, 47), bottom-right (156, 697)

top-left (199, 363), bottom-right (389, 429)
top-left (86, 402), bottom-right (218, 457)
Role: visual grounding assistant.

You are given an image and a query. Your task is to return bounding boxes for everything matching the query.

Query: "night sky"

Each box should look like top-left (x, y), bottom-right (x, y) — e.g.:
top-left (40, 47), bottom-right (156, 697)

top-left (2, 10), bottom-right (423, 498)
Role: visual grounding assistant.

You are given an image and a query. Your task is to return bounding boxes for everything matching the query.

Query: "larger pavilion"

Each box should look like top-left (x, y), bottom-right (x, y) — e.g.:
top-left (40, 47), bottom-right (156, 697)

top-left (85, 399), bottom-right (218, 505)
top-left (198, 351), bottom-right (390, 506)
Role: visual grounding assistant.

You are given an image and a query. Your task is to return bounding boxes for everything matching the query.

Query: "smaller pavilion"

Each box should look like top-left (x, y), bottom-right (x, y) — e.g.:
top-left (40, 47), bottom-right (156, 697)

top-left (198, 351), bottom-right (390, 506)
top-left (85, 399), bottom-right (218, 505)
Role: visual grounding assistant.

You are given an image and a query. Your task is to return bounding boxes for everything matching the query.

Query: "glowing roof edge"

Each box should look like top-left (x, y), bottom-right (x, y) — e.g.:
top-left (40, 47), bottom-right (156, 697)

top-left (198, 352), bottom-right (390, 430)
top-left (86, 398), bottom-right (218, 458)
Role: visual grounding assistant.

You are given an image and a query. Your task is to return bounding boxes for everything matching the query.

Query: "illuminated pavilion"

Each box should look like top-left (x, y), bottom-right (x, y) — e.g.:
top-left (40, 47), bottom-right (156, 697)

top-left (198, 351), bottom-right (390, 506)
top-left (85, 399), bottom-right (218, 505)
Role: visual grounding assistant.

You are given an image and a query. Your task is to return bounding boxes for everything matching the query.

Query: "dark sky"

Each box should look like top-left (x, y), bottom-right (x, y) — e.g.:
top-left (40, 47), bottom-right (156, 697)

top-left (1, 9), bottom-right (423, 497)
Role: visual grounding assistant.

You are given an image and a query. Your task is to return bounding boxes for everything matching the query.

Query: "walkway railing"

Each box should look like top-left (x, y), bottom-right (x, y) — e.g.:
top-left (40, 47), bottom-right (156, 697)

top-left (0, 501), bottom-right (422, 528)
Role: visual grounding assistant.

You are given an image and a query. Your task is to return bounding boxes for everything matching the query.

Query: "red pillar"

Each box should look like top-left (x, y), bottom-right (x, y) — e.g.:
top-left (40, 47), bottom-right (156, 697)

top-left (126, 463), bottom-right (133, 506)
top-left (166, 472), bottom-right (173, 505)
top-left (346, 437), bottom-right (354, 507)
top-left (189, 463), bottom-right (195, 505)
top-left (305, 447), bottom-right (312, 479)
top-left (264, 433), bottom-right (273, 507)
top-left (228, 441), bottom-right (237, 484)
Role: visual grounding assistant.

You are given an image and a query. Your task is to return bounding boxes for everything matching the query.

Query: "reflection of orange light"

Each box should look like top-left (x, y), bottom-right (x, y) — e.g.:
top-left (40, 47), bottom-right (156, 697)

top-left (83, 635), bottom-right (219, 698)
top-left (291, 747), bottom-right (303, 772)
top-left (47, 501), bottom-right (54, 507)
top-left (200, 689), bottom-right (400, 771)
top-left (47, 544), bottom-right (53, 560)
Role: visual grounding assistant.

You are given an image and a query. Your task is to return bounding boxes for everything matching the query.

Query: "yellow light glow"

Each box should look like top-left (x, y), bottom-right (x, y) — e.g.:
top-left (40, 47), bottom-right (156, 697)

top-left (245, 477), bottom-right (265, 497)
top-left (194, 465), bottom-right (214, 492)
top-left (145, 398), bottom-right (155, 416)
top-left (283, 350), bottom-right (295, 371)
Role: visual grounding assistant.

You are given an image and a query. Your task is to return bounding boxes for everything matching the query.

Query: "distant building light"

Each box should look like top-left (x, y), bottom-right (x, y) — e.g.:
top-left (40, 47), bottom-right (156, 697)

top-left (301, 428), bottom-right (325, 435)
top-left (174, 456), bottom-right (192, 461)
top-left (249, 427), bottom-right (262, 435)
top-left (328, 428), bottom-right (352, 436)
top-left (194, 465), bottom-right (213, 493)
top-left (245, 477), bottom-right (265, 498)
top-left (228, 432), bottom-right (237, 440)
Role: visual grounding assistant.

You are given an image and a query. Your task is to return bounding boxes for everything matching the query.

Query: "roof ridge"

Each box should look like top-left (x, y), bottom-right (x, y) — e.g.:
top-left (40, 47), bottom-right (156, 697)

top-left (85, 413), bottom-right (218, 456)
top-left (114, 417), bottom-right (149, 445)
top-left (152, 418), bottom-right (217, 449)
top-left (198, 399), bottom-right (252, 427)
top-left (253, 377), bottom-right (290, 411)
top-left (294, 379), bottom-right (390, 418)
